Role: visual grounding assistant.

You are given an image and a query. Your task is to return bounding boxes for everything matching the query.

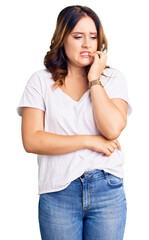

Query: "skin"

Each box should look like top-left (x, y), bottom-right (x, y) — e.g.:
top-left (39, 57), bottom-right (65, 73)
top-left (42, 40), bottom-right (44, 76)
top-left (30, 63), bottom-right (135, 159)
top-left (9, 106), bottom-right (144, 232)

top-left (22, 16), bottom-right (128, 156)
top-left (64, 17), bottom-right (98, 69)
top-left (63, 16), bottom-right (127, 143)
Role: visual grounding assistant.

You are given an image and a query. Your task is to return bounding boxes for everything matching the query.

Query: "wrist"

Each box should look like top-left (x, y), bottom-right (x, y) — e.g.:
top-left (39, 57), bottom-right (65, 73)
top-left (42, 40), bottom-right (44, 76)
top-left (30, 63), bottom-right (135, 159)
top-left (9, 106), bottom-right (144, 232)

top-left (82, 135), bottom-right (91, 149)
top-left (88, 78), bottom-right (104, 89)
top-left (88, 75), bottom-right (101, 82)
top-left (88, 72), bottom-right (102, 82)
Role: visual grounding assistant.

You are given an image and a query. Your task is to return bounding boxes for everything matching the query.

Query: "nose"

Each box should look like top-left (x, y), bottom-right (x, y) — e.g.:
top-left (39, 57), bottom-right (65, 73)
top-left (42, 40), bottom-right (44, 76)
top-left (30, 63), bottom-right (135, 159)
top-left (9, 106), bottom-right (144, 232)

top-left (82, 36), bottom-right (91, 48)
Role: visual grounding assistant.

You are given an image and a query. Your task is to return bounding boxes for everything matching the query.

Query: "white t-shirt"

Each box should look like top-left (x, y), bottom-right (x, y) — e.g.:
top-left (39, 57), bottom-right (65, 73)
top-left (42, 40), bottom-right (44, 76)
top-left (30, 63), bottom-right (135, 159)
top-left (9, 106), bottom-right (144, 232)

top-left (17, 68), bottom-right (131, 194)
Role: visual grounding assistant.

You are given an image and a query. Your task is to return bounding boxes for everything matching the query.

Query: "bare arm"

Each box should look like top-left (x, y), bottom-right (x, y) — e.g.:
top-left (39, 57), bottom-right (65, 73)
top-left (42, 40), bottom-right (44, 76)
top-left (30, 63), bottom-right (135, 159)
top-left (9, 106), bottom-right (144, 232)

top-left (21, 107), bottom-right (121, 156)
top-left (21, 107), bottom-right (87, 155)
top-left (90, 85), bottom-right (127, 140)
top-left (88, 51), bottom-right (127, 140)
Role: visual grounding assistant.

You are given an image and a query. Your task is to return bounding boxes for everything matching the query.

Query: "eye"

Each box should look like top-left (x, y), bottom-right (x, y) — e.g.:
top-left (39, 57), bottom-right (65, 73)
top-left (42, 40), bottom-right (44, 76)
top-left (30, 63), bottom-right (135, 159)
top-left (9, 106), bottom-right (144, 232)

top-left (91, 36), bottom-right (97, 40)
top-left (73, 36), bottom-right (82, 39)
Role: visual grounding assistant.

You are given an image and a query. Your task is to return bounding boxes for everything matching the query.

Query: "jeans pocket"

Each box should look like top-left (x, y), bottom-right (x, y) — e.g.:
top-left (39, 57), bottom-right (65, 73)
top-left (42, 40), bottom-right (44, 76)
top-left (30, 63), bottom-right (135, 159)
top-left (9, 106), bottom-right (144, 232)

top-left (104, 172), bottom-right (123, 187)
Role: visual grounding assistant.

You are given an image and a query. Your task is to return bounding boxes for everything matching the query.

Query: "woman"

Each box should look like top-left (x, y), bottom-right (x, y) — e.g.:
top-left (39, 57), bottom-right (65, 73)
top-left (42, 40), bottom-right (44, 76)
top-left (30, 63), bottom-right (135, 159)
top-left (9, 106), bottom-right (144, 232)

top-left (17, 5), bottom-right (131, 240)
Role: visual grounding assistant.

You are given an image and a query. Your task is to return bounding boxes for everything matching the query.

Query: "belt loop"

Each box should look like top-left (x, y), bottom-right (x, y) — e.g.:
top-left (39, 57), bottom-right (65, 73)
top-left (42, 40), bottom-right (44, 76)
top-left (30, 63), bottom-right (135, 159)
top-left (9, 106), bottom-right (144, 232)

top-left (103, 170), bottom-right (108, 180)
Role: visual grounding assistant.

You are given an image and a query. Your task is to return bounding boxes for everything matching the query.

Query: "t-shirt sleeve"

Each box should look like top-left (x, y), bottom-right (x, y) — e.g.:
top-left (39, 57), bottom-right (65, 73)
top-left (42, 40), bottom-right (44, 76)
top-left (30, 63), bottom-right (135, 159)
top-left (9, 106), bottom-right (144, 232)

top-left (105, 69), bottom-right (132, 115)
top-left (17, 72), bottom-right (46, 116)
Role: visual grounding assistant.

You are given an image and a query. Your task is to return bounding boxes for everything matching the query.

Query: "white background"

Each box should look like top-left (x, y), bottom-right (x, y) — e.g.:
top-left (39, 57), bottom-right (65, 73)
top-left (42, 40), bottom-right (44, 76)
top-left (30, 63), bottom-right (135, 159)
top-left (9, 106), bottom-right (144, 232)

top-left (1, 0), bottom-right (149, 239)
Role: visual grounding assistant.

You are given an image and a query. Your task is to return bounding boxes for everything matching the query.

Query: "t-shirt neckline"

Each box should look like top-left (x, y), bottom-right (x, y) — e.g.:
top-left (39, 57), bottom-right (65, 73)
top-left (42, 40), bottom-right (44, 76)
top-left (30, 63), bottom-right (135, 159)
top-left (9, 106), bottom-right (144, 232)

top-left (57, 87), bottom-right (90, 104)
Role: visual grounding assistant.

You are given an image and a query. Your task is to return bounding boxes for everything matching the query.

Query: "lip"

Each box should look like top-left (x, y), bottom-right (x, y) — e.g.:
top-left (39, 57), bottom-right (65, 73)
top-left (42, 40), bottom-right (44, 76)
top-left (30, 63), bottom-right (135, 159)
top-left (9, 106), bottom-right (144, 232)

top-left (80, 51), bottom-right (91, 58)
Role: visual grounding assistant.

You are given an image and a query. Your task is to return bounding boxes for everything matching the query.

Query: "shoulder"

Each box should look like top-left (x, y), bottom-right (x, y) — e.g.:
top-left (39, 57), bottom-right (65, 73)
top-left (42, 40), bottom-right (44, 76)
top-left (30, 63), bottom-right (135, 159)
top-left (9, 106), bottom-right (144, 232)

top-left (103, 67), bottom-right (125, 78)
top-left (30, 69), bottom-right (52, 80)
top-left (102, 67), bottom-right (127, 87)
top-left (27, 69), bottom-right (53, 86)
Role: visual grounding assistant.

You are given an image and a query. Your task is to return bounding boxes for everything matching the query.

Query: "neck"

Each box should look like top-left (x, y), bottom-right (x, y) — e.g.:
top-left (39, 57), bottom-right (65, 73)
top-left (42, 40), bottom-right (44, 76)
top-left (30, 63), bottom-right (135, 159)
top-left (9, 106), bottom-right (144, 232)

top-left (66, 63), bottom-right (87, 84)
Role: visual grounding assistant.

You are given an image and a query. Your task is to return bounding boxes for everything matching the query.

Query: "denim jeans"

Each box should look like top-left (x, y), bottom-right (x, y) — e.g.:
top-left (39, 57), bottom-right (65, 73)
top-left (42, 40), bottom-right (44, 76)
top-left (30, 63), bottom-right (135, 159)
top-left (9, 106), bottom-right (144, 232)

top-left (39, 169), bottom-right (127, 240)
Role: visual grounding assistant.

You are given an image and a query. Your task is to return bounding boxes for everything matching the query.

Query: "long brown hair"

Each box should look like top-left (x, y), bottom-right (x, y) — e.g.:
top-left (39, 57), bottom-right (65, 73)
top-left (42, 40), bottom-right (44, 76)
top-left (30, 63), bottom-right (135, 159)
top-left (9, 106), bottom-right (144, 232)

top-left (44, 5), bottom-right (109, 90)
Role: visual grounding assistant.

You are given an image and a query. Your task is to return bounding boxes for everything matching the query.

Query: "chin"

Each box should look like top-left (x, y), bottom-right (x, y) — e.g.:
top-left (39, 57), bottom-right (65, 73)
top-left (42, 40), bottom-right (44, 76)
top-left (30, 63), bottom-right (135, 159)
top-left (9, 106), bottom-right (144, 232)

top-left (78, 59), bottom-right (92, 67)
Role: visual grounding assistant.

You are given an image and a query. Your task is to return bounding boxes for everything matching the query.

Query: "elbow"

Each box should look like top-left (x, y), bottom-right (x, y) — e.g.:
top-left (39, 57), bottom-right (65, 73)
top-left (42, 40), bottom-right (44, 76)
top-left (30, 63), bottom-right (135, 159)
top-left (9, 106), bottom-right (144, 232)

top-left (105, 130), bottom-right (121, 140)
top-left (22, 137), bottom-right (35, 153)
top-left (22, 131), bottom-right (43, 154)
top-left (103, 120), bottom-right (127, 140)
top-left (23, 141), bottom-right (33, 153)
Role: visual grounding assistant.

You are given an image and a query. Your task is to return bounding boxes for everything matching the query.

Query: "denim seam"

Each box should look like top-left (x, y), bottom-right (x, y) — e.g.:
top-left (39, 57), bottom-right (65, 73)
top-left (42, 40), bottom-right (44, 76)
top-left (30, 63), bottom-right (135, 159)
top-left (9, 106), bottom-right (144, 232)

top-left (86, 175), bottom-right (105, 181)
top-left (103, 171), bottom-right (123, 187)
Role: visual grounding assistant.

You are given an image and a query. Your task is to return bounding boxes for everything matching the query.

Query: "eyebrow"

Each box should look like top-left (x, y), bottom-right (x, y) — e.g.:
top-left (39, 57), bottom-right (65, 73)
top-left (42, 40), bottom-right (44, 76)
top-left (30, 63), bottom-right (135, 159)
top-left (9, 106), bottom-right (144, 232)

top-left (71, 32), bottom-right (97, 34)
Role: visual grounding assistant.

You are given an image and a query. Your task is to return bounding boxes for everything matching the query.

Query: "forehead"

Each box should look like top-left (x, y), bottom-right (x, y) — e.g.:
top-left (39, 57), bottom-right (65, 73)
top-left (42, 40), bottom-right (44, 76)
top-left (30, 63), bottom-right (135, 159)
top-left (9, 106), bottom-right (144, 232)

top-left (72, 16), bottom-right (97, 33)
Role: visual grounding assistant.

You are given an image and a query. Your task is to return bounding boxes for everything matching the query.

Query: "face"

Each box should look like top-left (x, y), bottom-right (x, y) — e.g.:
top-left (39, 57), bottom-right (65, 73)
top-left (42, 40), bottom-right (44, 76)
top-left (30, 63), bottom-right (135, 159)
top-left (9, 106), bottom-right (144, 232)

top-left (63, 16), bottom-right (98, 68)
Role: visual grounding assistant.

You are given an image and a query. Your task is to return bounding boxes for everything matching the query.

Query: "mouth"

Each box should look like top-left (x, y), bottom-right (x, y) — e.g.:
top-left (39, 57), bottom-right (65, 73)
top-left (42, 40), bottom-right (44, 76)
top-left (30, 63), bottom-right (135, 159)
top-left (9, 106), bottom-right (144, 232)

top-left (80, 51), bottom-right (91, 58)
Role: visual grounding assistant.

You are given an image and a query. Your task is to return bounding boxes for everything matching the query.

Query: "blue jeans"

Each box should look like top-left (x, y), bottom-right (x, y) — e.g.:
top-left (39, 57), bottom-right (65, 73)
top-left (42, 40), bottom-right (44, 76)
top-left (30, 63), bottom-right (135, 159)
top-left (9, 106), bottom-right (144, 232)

top-left (39, 169), bottom-right (127, 240)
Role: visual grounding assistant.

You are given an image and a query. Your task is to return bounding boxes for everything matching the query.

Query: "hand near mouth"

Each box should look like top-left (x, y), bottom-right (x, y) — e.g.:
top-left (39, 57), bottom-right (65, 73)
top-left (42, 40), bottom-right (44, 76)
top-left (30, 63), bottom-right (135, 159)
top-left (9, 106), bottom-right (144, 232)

top-left (88, 51), bottom-right (107, 82)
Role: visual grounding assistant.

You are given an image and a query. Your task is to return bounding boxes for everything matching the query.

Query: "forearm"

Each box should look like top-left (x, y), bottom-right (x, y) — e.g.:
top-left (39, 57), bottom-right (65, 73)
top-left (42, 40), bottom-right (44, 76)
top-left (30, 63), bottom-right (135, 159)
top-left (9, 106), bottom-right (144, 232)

top-left (90, 84), bottom-right (126, 139)
top-left (22, 130), bottom-right (87, 155)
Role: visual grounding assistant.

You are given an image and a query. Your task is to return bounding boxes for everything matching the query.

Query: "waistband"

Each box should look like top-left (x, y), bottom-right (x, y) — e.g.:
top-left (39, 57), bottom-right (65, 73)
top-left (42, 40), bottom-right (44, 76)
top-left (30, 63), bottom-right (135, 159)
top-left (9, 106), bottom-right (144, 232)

top-left (78, 169), bottom-right (105, 180)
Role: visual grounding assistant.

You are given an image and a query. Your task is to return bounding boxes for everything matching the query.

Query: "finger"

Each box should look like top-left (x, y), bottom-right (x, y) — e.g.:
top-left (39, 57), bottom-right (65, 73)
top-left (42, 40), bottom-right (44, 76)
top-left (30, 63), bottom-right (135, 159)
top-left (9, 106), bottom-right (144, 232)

top-left (107, 145), bottom-right (115, 153)
top-left (113, 140), bottom-right (121, 150)
top-left (95, 51), bottom-right (107, 58)
top-left (104, 149), bottom-right (111, 157)
top-left (88, 52), bottom-right (95, 57)
top-left (116, 141), bottom-right (121, 150)
top-left (110, 142), bottom-right (118, 150)
top-left (89, 51), bottom-right (103, 58)
top-left (96, 52), bottom-right (107, 61)
top-left (108, 141), bottom-right (116, 151)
